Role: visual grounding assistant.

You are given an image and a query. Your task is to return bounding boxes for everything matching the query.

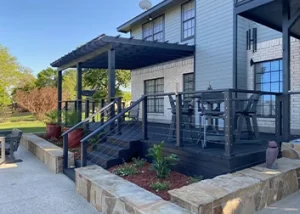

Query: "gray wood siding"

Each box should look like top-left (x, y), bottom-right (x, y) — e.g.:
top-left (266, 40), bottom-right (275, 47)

top-left (131, 26), bottom-right (142, 39)
top-left (131, 3), bottom-right (194, 45)
top-left (195, 0), bottom-right (233, 90)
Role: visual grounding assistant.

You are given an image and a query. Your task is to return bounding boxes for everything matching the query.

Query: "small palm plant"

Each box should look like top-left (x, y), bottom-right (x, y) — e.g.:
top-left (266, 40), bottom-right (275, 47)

top-left (45, 110), bottom-right (59, 125)
top-left (147, 141), bottom-right (179, 179)
top-left (63, 110), bottom-right (80, 127)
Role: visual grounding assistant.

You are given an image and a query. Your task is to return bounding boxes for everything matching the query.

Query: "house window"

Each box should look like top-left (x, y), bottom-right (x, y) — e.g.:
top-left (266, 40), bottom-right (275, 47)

top-left (183, 73), bottom-right (194, 100)
top-left (145, 78), bottom-right (164, 113)
top-left (182, 0), bottom-right (195, 41)
top-left (255, 59), bottom-right (283, 117)
top-left (142, 16), bottom-right (164, 42)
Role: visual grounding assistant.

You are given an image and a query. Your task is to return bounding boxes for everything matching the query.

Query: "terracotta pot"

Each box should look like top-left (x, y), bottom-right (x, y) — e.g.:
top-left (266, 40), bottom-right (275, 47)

top-left (46, 124), bottom-right (61, 139)
top-left (63, 127), bottom-right (83, 148)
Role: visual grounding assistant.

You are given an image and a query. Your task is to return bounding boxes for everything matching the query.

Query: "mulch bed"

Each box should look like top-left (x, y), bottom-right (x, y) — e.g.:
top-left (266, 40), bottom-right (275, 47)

top-left (38, 134), bottom-right (194, 200)
top-left (108, 162), bottom-right (191, 201)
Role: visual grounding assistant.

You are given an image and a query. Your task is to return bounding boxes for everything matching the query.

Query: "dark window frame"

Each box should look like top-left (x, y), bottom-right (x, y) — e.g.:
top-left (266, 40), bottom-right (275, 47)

top-left (144, 78), bottom-right (164, 113)
top-left (142, 15), bottom-right (165, 42)
top-left (181, 0), bottom-right (195, 42)
top-left (254, 58), bottom-right (283, 118)
top-left (183, 73), bottom-right (195, 100)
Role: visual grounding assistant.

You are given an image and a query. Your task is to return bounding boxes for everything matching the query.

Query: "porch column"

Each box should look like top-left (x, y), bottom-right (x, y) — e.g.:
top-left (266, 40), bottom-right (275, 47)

top-left (57, 70), bottom-right (63, 124)
top-left (233, 13), bottom-right (238, 90)
top-left (282, 0), bottom-right (291, 141)
top-left (77, 63), bottom-right (83, 122)
top-left (108, 48), bottom-right (116, 101)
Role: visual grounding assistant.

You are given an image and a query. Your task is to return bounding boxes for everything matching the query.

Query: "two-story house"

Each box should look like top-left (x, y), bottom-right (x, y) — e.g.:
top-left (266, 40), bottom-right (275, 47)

top-left (117, 0), bottom-right (300, 134)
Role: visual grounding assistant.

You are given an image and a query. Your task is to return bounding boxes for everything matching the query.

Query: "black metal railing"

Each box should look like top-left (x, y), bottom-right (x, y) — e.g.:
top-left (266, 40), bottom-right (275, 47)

top-left (79, 96), bottom-right (146, 167)
top-left (62, 97), bottom-right (122, 170)
top-left (64, 88), bottom-right (291, 168)
top-left (144, 89), bottom-right (283, 157)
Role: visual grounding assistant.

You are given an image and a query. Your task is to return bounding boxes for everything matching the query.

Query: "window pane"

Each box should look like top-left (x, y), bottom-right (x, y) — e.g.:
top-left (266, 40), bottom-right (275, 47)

top-left (271, 71), bottom-right (280, 82)
top-left (182, 1), bottom-right (195, 39)
top-left (143, 15), bottom-right (164, 42)
top-left (255, 59), bottom-right (282, 117)
top-left (145, 78), bottom-right (164, 113)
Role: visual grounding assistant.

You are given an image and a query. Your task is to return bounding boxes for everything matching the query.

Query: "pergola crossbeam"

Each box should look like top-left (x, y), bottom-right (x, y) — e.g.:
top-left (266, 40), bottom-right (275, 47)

top-left (57, 44), bottom-right (113, 71)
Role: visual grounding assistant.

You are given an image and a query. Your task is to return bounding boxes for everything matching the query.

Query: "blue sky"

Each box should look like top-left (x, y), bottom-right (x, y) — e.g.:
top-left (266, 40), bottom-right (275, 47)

top-left (0, 0), bottom-right (161, 75)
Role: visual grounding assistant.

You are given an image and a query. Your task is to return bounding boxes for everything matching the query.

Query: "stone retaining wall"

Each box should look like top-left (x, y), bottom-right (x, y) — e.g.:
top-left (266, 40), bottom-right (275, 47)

top-left (169, 158), bottom-right (300, 214)
top-left (75, 165), bottom-right (190, 214)
top-left (281, 142), bottom-right (300, 159)
top-left (21, 134), bottom-right (74, 173)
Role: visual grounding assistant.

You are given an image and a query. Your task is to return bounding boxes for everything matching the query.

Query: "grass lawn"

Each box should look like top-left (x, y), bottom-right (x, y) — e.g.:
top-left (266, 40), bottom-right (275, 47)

top-left (0, 112), bottom-right (46, 133)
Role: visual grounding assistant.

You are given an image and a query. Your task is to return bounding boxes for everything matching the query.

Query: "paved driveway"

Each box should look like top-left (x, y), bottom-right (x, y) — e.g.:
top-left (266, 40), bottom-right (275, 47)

top-left (0, 145), bottom-right (99, 214)
top-left (256, 191), bottom-right (300, 214)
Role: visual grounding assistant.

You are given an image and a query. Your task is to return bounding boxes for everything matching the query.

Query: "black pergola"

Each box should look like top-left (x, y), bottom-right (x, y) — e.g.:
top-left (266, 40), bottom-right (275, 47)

top-left (51, 34), bottom-right (195, 123)
top-left (233, 0), bottom-right (300, 142)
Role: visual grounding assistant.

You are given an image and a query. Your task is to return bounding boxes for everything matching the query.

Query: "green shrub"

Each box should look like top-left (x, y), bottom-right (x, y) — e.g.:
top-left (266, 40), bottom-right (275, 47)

top-left (189, 175), bottom-right (203, 184)
top-left (150, 181), bottom-right (170, 192)
top-left (132, 157), bottom-right (147, 168)
top-left (147, 142), bottom-right (179, 179)
top-left (113, 163), bottom-right (139, 177)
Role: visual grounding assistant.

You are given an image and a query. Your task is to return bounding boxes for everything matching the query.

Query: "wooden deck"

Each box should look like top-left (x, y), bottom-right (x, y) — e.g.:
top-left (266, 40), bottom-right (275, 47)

top-left (108, 122), bottom-right (275, 178)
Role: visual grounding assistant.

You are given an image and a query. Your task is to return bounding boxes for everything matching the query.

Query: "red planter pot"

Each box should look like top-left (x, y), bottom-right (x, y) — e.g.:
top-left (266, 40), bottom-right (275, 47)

top-left (46, 124), bottom-right (61, 139)
top-left (63, 127), bottom-right (83, 148)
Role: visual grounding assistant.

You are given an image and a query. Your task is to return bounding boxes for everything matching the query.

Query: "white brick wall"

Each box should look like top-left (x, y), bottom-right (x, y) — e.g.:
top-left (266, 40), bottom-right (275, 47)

top-left (131, 57), bottom-right (194, 123)
top-left (247, 37), bottom-right (300, 134)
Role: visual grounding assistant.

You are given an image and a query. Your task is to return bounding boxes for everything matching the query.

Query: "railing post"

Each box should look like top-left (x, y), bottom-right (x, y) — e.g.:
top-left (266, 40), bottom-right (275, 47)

top-left (64, 102), bottom-right (69, 126)
top-left (142, 96), bottom-right (148, 140)
top-left (117, 98), bottom-right (122, 135)
top-left (275, 95), bottom-right (283, 143)
top-left (176, 94), bottom-right (183, 147)
top-left (85, 99), bottom-right (90, 119)
top-left (110, 98), bottom-right (116, 132)
top-left (84, 99), bottom-right (90, 131)
top-left (63, 134), bottom-right (69, 169)
top-left (224, 90), bottom-right (234, 157)
top-left (81, 141), bottom-right (87, 167)
top-left (101, 99), bottom-right (105, 124)
top-left (92, 101), bottom-right (96, 122)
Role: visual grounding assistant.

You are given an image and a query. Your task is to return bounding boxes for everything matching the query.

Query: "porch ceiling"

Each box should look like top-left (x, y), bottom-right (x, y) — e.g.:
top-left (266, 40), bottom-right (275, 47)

top-left (50, 34), bottom-right (195, 71)
top-left (236, 0), bottom-right (300, 39)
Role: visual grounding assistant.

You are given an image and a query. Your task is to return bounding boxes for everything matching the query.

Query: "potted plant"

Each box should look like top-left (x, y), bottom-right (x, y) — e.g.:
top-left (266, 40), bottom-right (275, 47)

top-left (63, 110), bottom-right (83, 148)
top-left (45, 110), bottom-right (61, 139)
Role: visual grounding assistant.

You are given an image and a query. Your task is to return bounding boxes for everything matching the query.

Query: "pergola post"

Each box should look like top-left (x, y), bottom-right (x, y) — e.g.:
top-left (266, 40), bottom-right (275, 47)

top-left (77, 63), bottom-right (83, 122)
top-left (108, 48), bottom-right (116, 101)
top-left (282, 0), bottom-right (291, 141)
top-left (108, 48), bottom-right (116, 130)
top-left (57, 70), bottom-right (63, 124)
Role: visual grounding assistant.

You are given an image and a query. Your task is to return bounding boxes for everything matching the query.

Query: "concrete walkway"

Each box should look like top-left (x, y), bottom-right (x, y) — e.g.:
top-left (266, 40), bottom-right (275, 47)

top-left (0, 145), bottom-right (99, 214)
top-left (256, 191), bottom-right (300, 214)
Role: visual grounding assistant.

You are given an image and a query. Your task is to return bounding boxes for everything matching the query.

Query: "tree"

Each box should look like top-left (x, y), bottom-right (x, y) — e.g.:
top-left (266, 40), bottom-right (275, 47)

top-left (0, 44), bottom-right (22, 106)
top-left (15, 87), bottom-right (62, 120)
top-left (62, 69), bottom-right (77, 100)
top-left (36, 67), bottom-right (58, 88)
top-left (83, 69), bottom-right (131, 99)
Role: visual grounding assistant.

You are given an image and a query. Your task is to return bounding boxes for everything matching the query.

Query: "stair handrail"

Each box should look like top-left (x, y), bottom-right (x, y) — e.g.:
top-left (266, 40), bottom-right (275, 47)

top-left (81, 96), bottom-right (145, 144)
top-left (62, 98), bottom-right (119, 137)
